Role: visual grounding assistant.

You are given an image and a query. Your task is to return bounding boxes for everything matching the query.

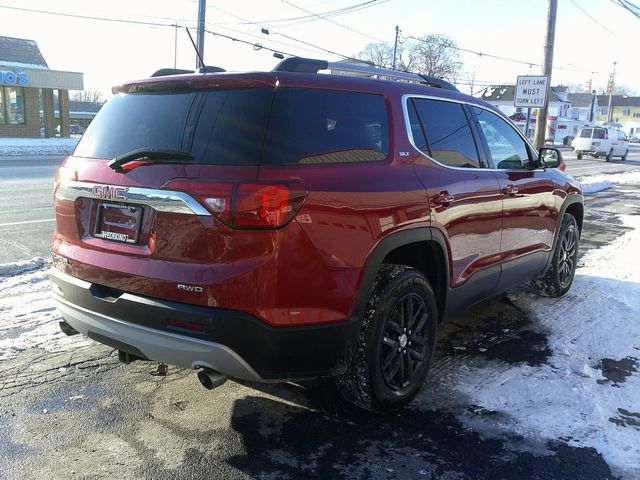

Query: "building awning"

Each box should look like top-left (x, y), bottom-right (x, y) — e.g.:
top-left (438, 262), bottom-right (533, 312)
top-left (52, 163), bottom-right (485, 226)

top-left (0, 62), bottom-right (83, 90)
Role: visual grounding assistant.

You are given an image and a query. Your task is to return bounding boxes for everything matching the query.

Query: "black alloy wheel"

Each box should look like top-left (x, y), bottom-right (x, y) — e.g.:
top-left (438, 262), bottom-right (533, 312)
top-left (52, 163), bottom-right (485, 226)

top-left (380, 293), bottom-right (430, 391)
top-left (336, 264), bottom-right (438, 411)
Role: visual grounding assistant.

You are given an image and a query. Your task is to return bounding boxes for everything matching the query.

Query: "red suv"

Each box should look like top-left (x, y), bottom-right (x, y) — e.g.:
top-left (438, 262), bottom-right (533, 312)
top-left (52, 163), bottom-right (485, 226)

top-left (51, 58), bottom-right (583, 411)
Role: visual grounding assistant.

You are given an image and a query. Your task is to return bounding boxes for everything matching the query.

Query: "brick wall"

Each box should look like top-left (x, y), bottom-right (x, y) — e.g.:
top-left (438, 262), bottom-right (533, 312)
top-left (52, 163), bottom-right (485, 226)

top-left (59, 89), bottom-right (70, 138)
top-left (0, 87), bottom-right (40, 137)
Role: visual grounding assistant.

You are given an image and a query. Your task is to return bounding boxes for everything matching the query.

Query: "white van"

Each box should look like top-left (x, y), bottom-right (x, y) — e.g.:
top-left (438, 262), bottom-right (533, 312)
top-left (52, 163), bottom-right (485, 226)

top-left (575, 125), bottom-right (629, 161)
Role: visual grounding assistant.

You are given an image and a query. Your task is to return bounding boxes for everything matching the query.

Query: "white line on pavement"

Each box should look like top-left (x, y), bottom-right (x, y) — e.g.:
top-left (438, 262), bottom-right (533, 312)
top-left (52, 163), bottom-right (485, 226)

top-left (0, 218), bottom-right (55, 227)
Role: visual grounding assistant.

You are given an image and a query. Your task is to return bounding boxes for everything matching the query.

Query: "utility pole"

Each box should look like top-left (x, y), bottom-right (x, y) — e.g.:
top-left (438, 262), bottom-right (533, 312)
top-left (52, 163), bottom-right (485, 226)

top-left (607, 61), bottom-right (617, 123)
top-left (196, 0), bottom-right (206, 69)
top-left (533, 0), bottom-right (558, 149)
top-left (392, 25), bottom-right (400, 70)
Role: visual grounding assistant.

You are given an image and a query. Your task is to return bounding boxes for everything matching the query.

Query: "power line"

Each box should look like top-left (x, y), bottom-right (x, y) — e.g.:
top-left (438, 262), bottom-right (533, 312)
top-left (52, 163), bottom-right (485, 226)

top-left (205, 3), bottom-right (366, 62)
top-left (0, 4), bottom-right (183, 28)
top-left (608, 0), bottom-right (640, 19)
top-left (279, 0), bottom-right (390, 42)
top-left (568, 0), bottom-right (618, 38)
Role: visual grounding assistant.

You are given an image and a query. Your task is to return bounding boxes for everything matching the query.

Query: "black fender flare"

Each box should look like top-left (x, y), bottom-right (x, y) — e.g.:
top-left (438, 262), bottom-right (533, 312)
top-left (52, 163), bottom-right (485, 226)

top-left (351, 227), bottom-right (450, 323)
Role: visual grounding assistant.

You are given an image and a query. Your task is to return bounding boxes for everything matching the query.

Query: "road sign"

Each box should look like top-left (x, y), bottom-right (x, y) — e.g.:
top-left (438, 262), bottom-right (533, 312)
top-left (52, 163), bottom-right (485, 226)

top-left (514, 75), bottom-right (549, 108)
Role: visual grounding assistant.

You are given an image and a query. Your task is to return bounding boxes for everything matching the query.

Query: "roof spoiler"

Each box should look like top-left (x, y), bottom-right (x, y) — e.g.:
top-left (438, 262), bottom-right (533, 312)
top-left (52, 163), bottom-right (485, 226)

top-left (272, 56), bottom-right (459, 92)
top-left (151, 66), bottom-right (226, 77)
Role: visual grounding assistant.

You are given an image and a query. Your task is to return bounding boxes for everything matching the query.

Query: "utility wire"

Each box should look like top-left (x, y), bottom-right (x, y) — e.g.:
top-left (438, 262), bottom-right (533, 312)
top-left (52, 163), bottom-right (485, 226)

top-left (568, 0), bottom-right (618, 38)
top-left (206, 3), bottom-right (366, 62)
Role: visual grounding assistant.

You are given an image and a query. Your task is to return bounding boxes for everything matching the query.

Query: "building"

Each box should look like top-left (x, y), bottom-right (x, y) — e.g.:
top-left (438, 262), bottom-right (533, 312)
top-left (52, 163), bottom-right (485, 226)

top-left (567, 92), bottom-right (599, 122)
top-left (596, 95), bottom-right (640, 136)
top-left (478, 84), bottom-right (571, 118)
top-left (0, 35), bottom-right (83, 137)
top-left (478, 84), bottom-right (580, 145)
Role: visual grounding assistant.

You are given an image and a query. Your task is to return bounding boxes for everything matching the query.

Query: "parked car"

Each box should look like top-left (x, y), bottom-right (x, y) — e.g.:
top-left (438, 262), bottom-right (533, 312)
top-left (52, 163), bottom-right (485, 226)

top-left (70, 124), bottom-right (86, 135)
top-left (574, 125), bottom-right (629, 161)
top-left (51, 58), bottom-right (583, 411)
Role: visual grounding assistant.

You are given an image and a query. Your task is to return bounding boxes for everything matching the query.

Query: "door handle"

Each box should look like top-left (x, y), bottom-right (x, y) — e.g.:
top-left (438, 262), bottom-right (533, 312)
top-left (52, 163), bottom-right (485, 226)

top-left (434, 191), bottom-right (455, 206)
top-left (502, 184), bottom-right (519, 196)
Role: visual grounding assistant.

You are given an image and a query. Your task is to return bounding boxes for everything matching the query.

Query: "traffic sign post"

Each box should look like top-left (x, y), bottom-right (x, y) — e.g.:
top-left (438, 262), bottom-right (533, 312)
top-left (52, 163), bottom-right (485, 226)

top-left (515, 75), bottom-right (549, 140)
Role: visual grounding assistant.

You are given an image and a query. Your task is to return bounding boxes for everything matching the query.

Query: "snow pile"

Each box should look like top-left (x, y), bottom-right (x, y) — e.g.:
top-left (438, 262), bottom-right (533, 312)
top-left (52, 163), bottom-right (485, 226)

top-left (0, 137), bottom-right (78, 156)
top-left (580, 170), bottom-right (640, 194)
top-left (442, 214), bottom-right (640, 477)
top-left (0, 258), bottom-right (91, 361)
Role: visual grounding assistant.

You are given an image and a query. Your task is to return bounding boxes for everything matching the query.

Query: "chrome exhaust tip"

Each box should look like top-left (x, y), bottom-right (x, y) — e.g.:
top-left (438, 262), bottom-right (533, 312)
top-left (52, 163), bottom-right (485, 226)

top-left (197, 368), bottom-right (228, 390)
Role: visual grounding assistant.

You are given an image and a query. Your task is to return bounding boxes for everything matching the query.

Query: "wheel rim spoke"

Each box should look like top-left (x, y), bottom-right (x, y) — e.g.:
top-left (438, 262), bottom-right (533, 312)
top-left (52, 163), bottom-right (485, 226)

top-left (380, 292), bottom-right (431, 391)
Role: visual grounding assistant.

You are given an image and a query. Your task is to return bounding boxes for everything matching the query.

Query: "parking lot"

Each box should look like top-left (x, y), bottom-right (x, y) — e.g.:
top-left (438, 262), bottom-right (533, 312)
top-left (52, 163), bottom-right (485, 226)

top-left (1, 154), bottom-right (639, 479)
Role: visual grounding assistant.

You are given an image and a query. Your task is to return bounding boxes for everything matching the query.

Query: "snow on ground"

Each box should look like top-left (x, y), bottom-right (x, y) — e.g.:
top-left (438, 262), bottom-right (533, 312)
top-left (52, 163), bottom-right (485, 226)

top-left (0, 258), bottom-right (90, 361)
top-left (0, 137), bottom-right (78, 156)
top-left (579, 170), bottom-right (640, 194)
top-left (435, 213), bottom-right (640, 478)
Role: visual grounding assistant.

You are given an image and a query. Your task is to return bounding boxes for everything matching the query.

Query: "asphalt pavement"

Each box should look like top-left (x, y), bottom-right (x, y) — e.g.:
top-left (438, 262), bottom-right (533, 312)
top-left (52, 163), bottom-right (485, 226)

top-left (2, 152), bottom-right (640, 479)
top-left (0, 155), bottom-right (62, 264)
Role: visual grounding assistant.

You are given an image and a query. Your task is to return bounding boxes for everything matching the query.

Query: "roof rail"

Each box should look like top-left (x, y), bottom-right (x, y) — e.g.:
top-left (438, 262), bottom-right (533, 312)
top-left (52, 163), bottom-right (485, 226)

top-left (272, 56), bottom-right (459, 92)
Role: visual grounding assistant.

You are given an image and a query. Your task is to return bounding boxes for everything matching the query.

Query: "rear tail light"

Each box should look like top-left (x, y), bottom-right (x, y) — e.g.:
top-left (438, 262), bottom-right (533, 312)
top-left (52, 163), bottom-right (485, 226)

top-left (164, 180), bottom-right (307, 229)
top-left (53, 164), bottom-right (77, 199)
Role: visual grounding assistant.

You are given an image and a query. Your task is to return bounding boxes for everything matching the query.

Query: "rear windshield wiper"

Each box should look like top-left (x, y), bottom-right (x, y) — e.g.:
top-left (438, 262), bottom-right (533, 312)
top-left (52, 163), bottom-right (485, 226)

top-left (108, 148), bottom-right (194, 173)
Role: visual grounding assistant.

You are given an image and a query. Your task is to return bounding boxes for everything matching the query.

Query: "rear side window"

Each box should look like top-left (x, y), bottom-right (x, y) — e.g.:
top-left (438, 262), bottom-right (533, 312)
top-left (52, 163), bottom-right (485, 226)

top-left (593, 128), bottom-right (606, 139)
top-left (261, 88), bottom-right (388, 165)
top-left (411, 98), bottom-right (480, 168)
top-left (579, 128), bottom-right (592, 138)
top-left (74, 92), bottom-right (195, 159)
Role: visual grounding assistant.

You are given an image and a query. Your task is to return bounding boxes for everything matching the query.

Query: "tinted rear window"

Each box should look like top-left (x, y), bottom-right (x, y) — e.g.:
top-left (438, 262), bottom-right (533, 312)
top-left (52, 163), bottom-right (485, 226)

top-left (593, 128), bottom-right (606, 139)
top-left (191, 88), bottom-right (273, 165)
top-left (579, 128), bottom-right (592, 138)
top-left (74, 92), bottom-right (195, 159)
top-left (412, 98), bottom-right (480, 168)
top-left (261, 88), bottom-right (388, 165)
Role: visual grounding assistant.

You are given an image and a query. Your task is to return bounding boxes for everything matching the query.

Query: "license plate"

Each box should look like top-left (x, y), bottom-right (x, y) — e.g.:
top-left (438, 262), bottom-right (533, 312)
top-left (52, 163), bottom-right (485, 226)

top-left (93, 203), bottom-right (142, 244)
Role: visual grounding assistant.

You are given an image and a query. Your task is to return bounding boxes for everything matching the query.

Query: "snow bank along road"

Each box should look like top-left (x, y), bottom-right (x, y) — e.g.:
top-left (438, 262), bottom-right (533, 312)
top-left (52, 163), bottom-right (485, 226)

top-left (1, 171), bottom-right (640, 479)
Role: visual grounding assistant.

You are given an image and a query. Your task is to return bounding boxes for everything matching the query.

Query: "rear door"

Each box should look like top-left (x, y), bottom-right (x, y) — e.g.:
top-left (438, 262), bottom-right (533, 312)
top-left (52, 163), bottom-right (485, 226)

top-left (470, 106), bottom-right (557, 288)
top-left (575, 128), bottom-right (593, 151)
top-left (408, 97), bottom-right (502, 299)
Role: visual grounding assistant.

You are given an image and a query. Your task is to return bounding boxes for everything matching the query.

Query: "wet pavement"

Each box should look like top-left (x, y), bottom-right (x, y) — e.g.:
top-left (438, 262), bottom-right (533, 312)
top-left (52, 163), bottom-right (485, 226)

top-left (1, 171), bottom-right (639, 479)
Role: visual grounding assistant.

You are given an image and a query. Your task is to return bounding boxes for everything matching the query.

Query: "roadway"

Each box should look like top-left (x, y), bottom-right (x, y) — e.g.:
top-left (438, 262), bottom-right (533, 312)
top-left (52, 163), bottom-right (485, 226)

top-left (0, 146), bottom-right (639, 264)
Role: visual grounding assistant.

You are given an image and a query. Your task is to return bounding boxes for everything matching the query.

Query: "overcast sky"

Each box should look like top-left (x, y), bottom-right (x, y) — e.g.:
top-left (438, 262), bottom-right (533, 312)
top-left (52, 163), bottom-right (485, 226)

top-left (1, 0), bottom-right (639, 97)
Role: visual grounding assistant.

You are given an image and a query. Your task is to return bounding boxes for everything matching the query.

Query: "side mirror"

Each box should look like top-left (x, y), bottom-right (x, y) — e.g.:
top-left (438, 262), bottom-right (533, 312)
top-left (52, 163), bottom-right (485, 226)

top-left (539, 147), bottom-right (564, 170)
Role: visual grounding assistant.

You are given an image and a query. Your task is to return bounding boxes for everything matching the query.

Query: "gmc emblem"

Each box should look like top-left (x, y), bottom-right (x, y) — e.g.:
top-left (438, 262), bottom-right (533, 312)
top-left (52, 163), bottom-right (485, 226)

top-left (92, 185), bottom-right (128, 201)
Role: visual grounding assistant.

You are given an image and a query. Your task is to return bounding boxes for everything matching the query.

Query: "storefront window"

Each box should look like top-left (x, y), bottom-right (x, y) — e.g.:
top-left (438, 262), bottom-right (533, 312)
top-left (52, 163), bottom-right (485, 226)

top-left (1, 87), bottom-right (26, 124)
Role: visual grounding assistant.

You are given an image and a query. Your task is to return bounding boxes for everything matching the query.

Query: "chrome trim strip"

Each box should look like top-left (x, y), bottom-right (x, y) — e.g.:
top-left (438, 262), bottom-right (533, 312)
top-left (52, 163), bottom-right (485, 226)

top-left (401, 93), bottom-right (544, 172)
top-left (55, 180), bottom-right (211, 216)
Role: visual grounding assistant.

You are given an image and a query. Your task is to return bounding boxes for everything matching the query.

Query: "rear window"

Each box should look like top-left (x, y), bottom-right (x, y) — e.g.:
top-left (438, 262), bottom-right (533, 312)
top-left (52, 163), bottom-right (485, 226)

top-left (74, 92), bottom-right (195, 159)
top-left (579, 128), bottom-right (592, 138)
top-left (74, 86), bottom-right (389, 166)
top-left (261, 88), bottom-right (389, 165)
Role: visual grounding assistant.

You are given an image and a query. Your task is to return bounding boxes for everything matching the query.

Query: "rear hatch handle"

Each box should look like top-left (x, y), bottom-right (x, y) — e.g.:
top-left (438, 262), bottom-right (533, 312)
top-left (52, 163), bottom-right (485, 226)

top-left (108, 148), bottom-right (194, 173)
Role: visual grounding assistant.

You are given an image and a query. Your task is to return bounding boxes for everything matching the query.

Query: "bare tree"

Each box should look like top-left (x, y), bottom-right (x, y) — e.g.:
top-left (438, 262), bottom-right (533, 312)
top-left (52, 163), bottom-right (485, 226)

top-left (464, 70), bottom-right (478, 96)
top-left (614, 84), bottom-right (638, 96)
top-left (70, 90), bottom-right (105, 103)
top-left (408, 34), bottom-right (462, 82)
top-left (357, 34), bottom-right (462, 81)
top-left (357, 42), bottom-right (413, 72)
top-left (566, 84), bottom-right (586, 93)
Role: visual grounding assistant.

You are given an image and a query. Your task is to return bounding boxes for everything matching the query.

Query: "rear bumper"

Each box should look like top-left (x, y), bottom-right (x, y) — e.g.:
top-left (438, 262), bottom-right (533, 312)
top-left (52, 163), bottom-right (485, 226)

top-left (50, 268), bottom-right (360, 381)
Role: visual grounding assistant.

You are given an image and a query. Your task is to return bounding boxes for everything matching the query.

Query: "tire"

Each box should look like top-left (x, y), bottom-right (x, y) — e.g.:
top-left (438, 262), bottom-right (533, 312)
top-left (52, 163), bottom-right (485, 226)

top-left (606, 149), bottom-right (613, 162)
top-left (622, 149), bottom-right (629, 161)
top-left (577, 152), bottom-right (583, 160)
top-left (336, 264), bottom-right (438, 411)
top-left (538, 214), bottom-right (579, 297)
